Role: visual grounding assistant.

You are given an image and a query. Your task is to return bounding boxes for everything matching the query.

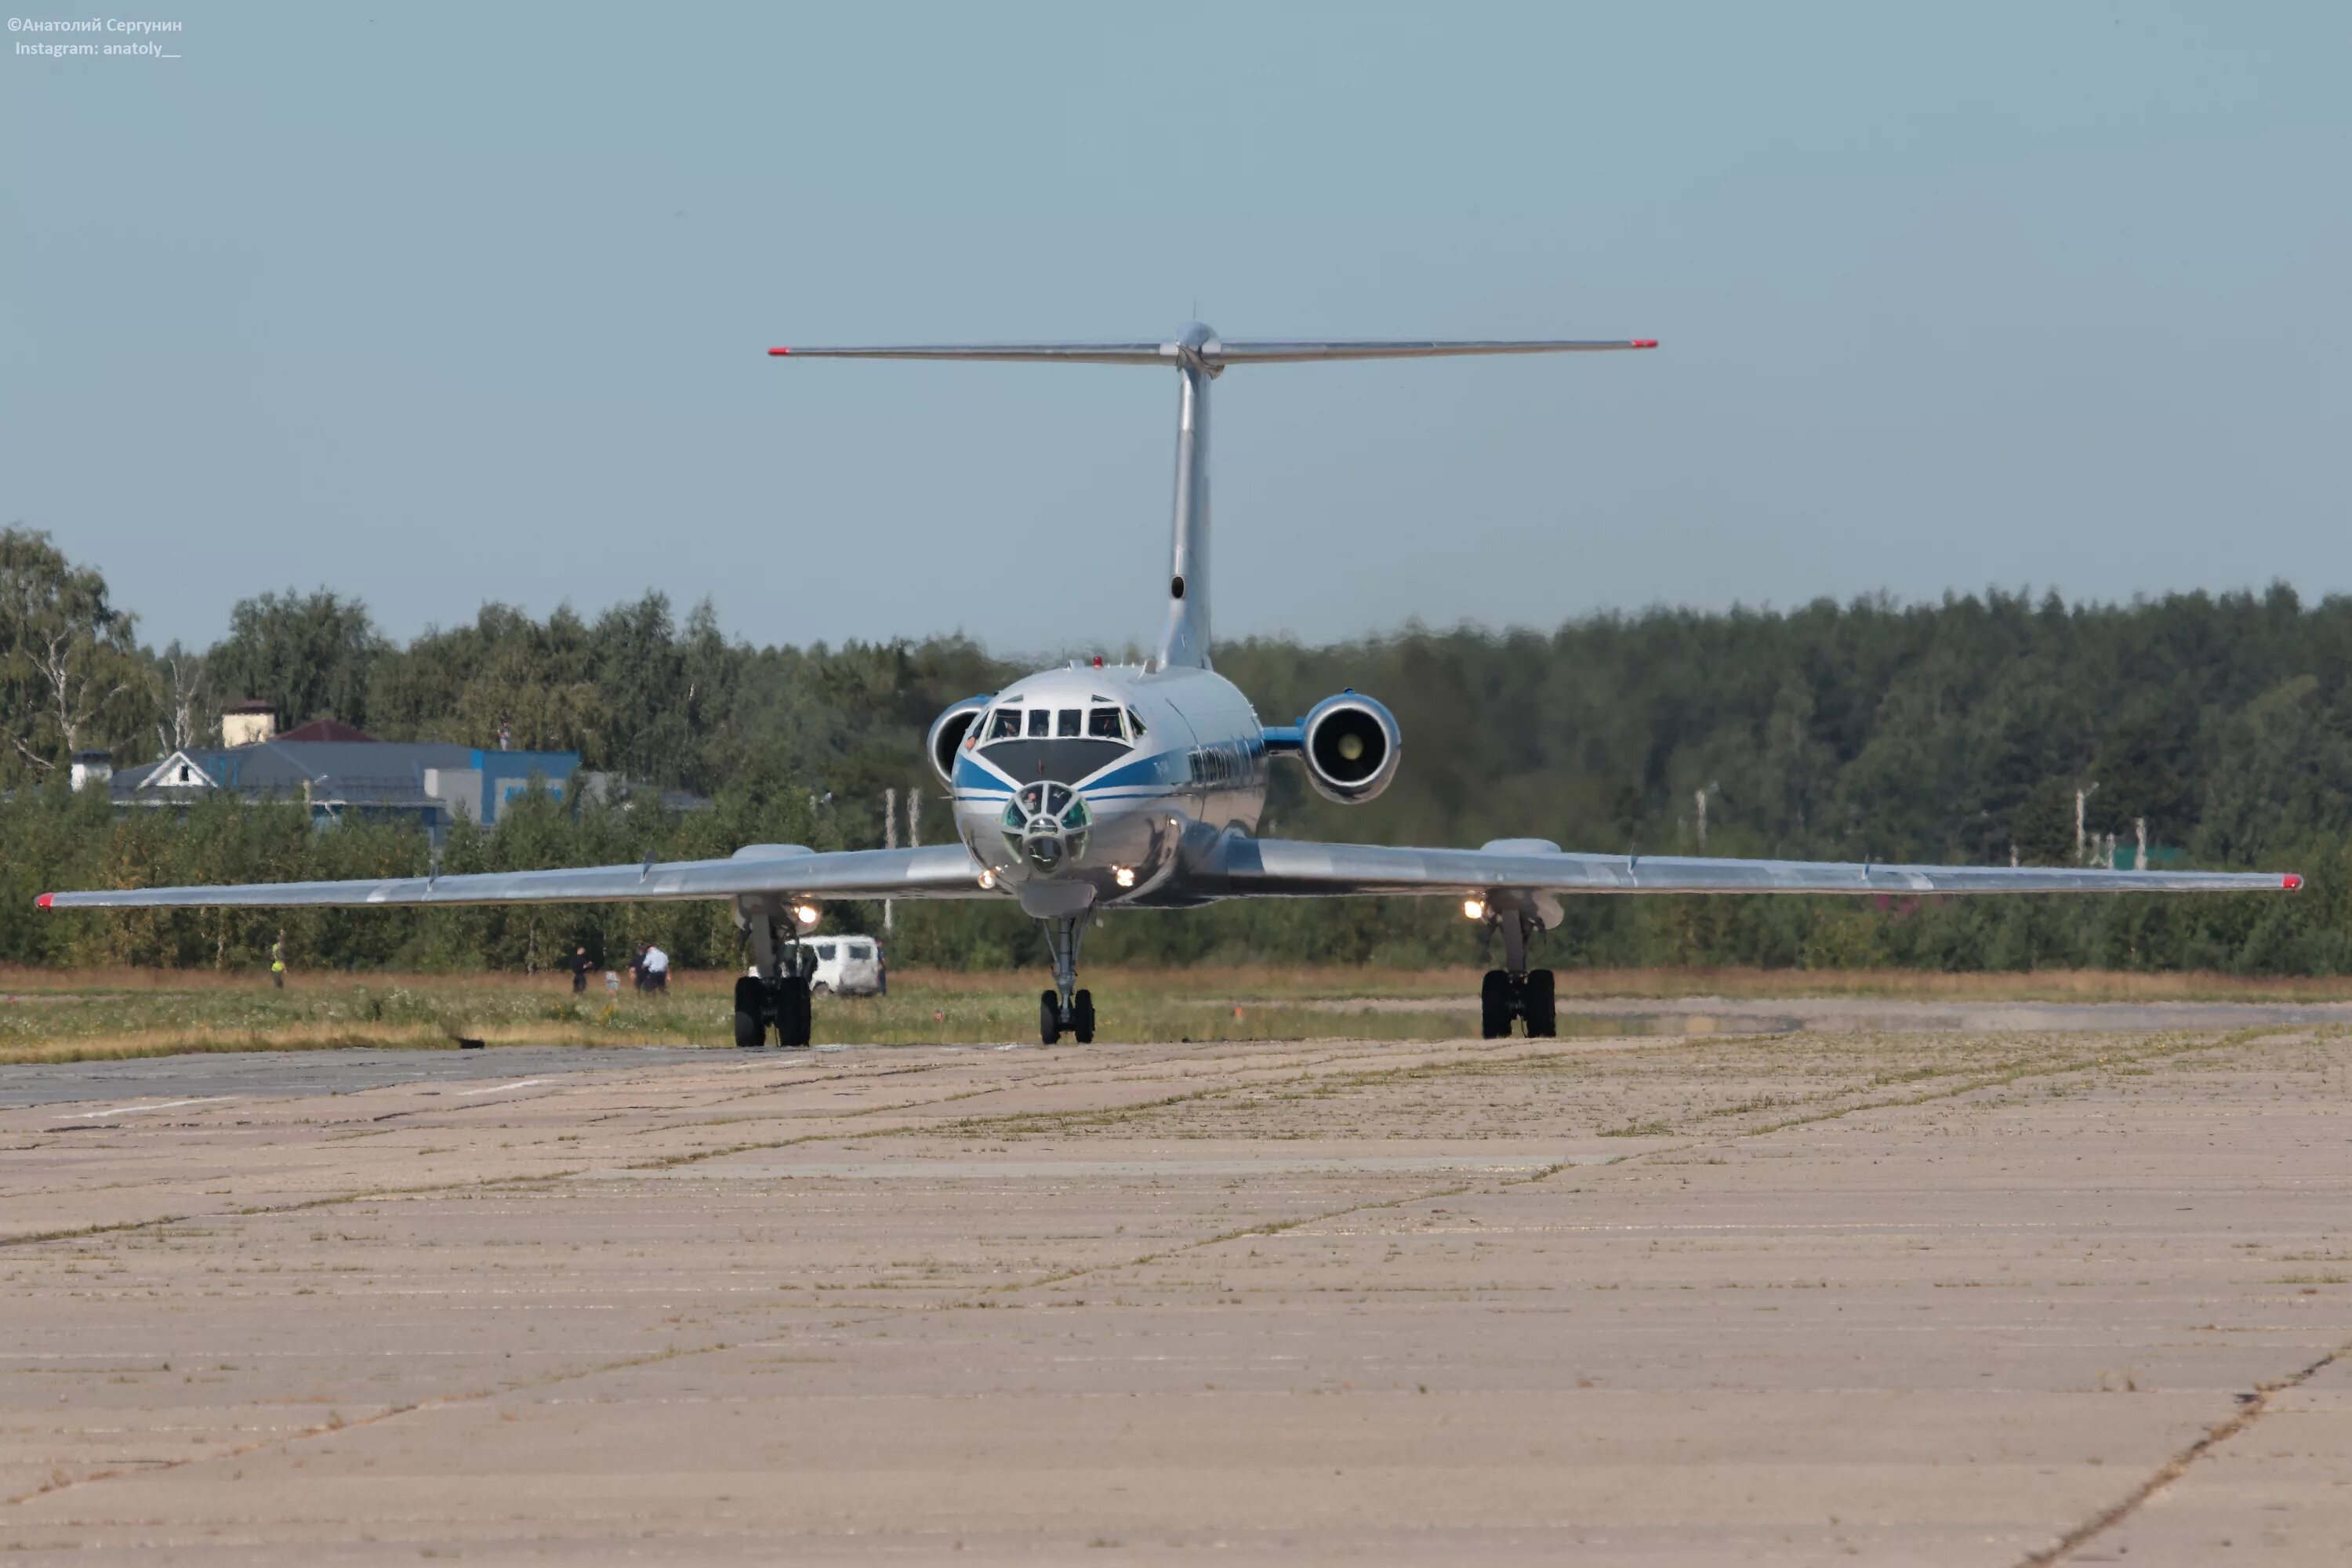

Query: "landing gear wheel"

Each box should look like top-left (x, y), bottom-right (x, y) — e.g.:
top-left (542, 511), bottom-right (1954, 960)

top-left (1072, 989), bottom-right (1095, 1044)
top-left (777, 975), bottom-right (812, 1048)
top-left (733, 975), bottom-right (766, 1048)
top-left (1479, 970), bottom-right (1512, 1039)
top-left (1523, 969), bottom-right (1557, 1038)
top-left (1040, 989), bottom-right (1063, 1046)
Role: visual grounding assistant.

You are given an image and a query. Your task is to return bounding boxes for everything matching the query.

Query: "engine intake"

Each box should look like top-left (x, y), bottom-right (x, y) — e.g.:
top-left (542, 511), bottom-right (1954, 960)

top-left (1300, 691), bottom-right (1400, 804)
top-left (926, 695), bottom-right (992, 786)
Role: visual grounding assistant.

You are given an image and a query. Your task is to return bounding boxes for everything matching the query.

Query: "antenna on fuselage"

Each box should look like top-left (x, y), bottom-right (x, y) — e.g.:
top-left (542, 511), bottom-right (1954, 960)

top-left (767, 328), bottom-right (1658, 672)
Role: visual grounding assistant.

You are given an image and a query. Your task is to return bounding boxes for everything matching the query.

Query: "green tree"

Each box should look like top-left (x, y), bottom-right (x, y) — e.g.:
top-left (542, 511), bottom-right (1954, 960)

top-left (0, 527), bottom-right (151, 782)
top-left (205, 589), bottom-right (386, 730)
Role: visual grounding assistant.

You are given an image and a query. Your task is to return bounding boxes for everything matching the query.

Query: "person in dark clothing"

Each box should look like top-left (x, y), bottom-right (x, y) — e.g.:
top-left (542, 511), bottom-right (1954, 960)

top-left (570, 945), bottom-right (593, 995)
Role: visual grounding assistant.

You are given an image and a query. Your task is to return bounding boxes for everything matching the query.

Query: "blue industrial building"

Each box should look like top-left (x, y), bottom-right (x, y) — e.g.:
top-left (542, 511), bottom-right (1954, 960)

top-left (111, 719), bottom-right (582, 845)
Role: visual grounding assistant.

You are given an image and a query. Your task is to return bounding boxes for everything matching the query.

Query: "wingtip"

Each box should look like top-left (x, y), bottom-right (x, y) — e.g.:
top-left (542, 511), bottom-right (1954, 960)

top-left (2285, 873), bottom-right (2303, 891)
top-left (767, 347), bottom-right (790, 357)
top-left (34, 892), bottom-right (53, 909)
top-left (1630, 339), bottom-right (1659, 350)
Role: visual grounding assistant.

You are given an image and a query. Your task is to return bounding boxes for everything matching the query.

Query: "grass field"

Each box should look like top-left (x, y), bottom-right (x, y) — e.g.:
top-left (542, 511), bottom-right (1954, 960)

top-left (2, 963), bottom-right (2348, 1065)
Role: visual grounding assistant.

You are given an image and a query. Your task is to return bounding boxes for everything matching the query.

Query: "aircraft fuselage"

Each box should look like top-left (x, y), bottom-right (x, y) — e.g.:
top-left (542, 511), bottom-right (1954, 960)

top-left (949, 663), bottom-right (1271, 916)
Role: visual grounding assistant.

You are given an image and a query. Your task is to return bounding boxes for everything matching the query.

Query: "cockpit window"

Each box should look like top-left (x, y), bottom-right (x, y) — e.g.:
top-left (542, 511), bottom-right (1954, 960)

top-left (1057, 708), bottom-right (1081, 738)
top-left (1025, 709), bottom-right (1051, 739)
top-left (1087, 707), bottom-right (1124, 741)
top-left (987, 709), bottom-right (1021, 742)
top-left (1126, 708), bottom-right (1147, 737)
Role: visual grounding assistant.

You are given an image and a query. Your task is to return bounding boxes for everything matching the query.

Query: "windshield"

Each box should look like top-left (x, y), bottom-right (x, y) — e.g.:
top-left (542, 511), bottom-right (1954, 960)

top-left (973, 695), bottom-right (1137, 772)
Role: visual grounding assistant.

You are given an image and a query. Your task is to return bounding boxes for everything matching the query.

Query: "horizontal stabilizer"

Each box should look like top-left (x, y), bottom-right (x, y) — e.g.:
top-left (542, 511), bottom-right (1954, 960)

top-left (768, 335), bottom-right (1658, 368)
top-left (1210, 338), bottom-right (1656, 363)
top-left (769, 342), bottom-right (1168, 364)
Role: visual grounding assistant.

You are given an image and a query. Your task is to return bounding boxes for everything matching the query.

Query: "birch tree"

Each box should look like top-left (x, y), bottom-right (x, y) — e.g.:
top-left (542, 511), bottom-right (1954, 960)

top-left (0, 527), bottom-right (148, 778)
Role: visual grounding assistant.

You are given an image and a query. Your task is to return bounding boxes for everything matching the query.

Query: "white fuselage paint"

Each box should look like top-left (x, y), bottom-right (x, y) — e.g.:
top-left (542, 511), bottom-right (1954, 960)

top-left (949, 663), bottom-right (1269, 915)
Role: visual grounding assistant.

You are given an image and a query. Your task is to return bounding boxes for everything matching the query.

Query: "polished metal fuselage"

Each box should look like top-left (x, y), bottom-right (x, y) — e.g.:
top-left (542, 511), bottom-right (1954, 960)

top-left (949, 662), bottom-right (1269, 916)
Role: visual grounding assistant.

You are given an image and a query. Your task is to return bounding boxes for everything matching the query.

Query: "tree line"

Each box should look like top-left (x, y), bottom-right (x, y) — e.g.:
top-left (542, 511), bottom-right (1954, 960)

top-left (2, 524), bottom-right (2341, 974)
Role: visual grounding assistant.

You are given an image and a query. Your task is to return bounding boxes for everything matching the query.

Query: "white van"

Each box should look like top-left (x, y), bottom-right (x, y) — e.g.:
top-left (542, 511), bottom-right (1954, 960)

top-left (753, 935), bottom-right (884, 996)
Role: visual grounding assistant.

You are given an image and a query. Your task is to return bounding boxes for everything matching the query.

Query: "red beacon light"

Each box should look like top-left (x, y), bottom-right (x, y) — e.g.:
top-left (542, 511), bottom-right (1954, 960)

top-left (2284, 873), bottom-right (2303, 891)
top-left (1091, 655), bottom-right (1104, 668)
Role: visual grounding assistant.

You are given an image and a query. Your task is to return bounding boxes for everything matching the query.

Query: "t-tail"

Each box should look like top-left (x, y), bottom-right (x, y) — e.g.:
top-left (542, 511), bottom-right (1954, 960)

top-left (768, 325), bottom-right (1657, 670)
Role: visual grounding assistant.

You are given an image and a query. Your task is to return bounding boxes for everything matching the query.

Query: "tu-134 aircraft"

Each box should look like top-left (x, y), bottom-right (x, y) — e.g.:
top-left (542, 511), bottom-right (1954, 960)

top-left (42, 325), bottom-right (2301, 1045)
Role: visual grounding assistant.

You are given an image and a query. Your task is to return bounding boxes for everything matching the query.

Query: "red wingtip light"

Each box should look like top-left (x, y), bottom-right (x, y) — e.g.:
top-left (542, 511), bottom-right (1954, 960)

top-left (767, 347), bottom-right (791, 357)
top-left (1630, 339), bottom-right (1658, 349)
top-left (35, 892), bottom-right (53, 909)
top-left (2284, 873), bottom-right (2303, 891)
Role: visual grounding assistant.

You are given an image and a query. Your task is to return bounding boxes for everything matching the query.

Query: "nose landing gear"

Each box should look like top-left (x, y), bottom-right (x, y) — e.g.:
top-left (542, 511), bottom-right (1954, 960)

top-left (1479, 910), bottom-right (1556, 1039)
top-left (1037, 914), bottom-right (1096, 1044)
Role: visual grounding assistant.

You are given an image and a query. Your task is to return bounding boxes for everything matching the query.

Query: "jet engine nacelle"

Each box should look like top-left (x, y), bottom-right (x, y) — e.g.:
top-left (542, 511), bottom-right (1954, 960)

top-left (926, 695), bottom-right (993, 786)
top-left (1300, 691), bottom-right (1401, 804)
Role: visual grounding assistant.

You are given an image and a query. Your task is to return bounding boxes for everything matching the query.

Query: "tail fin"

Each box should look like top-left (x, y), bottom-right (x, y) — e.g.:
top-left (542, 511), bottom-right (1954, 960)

top-left (770, 327), bottom-right (1657, 670)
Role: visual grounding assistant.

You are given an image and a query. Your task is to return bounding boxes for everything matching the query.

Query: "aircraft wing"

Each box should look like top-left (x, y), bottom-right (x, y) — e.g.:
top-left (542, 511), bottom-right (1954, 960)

top-left (38, 844), bottom-right (993, 911)
top-left (1203, 839), bottom-right (2299, 899)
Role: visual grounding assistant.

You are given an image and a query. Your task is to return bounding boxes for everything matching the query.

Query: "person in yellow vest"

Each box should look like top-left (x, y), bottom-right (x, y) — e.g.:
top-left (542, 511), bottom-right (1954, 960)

top-left (270, 931), bottom-right (287, 989)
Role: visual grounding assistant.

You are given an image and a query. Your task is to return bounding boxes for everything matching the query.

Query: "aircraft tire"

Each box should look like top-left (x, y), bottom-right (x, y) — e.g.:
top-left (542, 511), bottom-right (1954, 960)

top-left (1039, 990), bottom-right (1062, 1046)
top-left (778, 976), bottom-right (812, 1048)
top-left (732, 976), bottom-right (766, 1048)
top-left (1479, 970), bottom-right (1512, 1039)
top-left (1524, 969), bottom-right (1557, 1037)
top-left (1072, 989), bottom-right (1095, 1044)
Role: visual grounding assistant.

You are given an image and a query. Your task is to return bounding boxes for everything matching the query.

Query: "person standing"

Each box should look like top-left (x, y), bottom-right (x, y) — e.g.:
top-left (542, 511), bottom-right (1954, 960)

top-left (641, 942), bottom-right (670, 993)
top-left (269, 931), bottom-right (287, 990)
top-left (570, 944), bottom-right (593, 995)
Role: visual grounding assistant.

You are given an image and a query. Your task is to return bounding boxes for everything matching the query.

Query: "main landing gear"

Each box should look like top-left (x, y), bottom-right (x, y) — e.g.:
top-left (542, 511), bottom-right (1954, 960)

top-left (1479, 910), bottom-right (1557, 1040)
top-left (733, 907), bottom-right (813, 1048)
top-left (1037, 913), bottom-right (1096, 1045)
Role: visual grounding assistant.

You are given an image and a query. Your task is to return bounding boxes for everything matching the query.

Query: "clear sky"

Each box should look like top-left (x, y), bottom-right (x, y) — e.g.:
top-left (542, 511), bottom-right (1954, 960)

top-left (3, 2), bottom-right (2345, 656)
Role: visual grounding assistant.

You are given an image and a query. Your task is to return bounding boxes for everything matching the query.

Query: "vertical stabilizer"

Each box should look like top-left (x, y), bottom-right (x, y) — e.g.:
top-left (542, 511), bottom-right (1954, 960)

top-left (1156, 327), bottom-right (1216, 669)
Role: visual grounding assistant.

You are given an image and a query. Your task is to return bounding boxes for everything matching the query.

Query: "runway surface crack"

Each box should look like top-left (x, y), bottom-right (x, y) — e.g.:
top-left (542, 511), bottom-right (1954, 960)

top-left (2016, 1336), bottom-right (2352, 1566)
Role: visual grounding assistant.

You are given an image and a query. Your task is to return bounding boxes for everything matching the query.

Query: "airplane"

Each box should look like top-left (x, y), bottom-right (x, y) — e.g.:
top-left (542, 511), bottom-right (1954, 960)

top-left (41, 325), bottom-right (2301, 1047)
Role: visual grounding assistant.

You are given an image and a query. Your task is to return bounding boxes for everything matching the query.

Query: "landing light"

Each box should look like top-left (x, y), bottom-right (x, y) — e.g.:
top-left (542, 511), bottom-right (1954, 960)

top-left (1463, 898), bottom-right (1486, 920)
top-left (791, 902), bottom-right (820, 927)
top-left (978, 868), bottom-right (996, 890)
top-left (1114, 866), bottom-right (1136, 889)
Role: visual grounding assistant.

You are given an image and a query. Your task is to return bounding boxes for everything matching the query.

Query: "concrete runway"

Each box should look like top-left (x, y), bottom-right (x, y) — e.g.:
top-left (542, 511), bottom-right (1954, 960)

top-left (2, 1018), bottom-right (2349, 1563)
top-left (0, 1045), bottom-right (713, 1111)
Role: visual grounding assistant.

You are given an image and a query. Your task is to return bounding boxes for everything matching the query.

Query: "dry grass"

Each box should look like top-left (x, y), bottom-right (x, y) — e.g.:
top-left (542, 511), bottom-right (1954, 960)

top-left (1, 964), bottom-right (2341, 1068)
top-left (5, 963), bottom-right (2343, 1004)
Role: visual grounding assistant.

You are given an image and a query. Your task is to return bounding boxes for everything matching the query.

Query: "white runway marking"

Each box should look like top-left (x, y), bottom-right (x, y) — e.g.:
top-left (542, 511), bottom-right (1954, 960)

top-left (456, 1078), bottom-right (549, 1096)
top-left (57, 1096), bottom-right (232, 1120)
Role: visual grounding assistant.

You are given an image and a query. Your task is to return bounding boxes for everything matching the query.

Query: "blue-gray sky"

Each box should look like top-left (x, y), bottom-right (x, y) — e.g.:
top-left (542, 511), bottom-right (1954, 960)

top-left (3, 2), bottom-right (2345, 655)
